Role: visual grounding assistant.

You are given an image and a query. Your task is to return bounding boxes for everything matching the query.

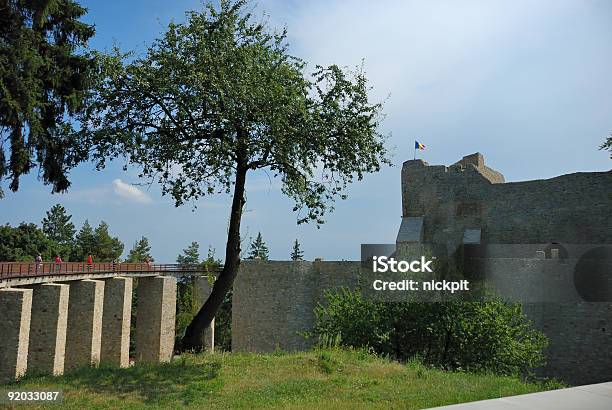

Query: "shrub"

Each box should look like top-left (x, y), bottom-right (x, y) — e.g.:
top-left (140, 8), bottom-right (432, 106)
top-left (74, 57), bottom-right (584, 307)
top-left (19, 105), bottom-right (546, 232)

top-left (313, 288), bottom-right (547, 376)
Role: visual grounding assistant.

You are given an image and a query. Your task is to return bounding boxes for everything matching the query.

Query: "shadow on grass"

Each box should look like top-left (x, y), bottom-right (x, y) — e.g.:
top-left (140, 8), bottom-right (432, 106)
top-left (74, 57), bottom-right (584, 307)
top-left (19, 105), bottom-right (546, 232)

top-left (59, 358), bottom-right (222, 404)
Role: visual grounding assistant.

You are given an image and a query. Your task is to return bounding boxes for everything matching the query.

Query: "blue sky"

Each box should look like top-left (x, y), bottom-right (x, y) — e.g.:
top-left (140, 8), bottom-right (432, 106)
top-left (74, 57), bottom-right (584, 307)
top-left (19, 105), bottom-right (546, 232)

top-left (1, 0), bottom-right (611, 262)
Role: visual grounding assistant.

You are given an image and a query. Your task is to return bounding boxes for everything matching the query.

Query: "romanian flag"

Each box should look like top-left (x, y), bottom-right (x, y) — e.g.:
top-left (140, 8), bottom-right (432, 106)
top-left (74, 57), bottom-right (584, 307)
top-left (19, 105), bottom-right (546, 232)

top-left (415, 140), bottom-right (426, 150)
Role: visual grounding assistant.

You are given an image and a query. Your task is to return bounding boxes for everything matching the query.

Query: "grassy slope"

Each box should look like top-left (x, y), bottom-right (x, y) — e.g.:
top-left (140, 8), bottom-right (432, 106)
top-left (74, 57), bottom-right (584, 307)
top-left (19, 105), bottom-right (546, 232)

top-left (8, 349), bottom-right (560, 409)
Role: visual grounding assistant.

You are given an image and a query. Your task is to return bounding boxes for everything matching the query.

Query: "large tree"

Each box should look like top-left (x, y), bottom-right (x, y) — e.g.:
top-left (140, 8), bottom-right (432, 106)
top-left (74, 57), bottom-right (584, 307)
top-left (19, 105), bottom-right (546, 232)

top-left (125, 236), bottom-right (154, 263)
top-left (290, 239), bottom-right (304, 261)
top-left (79, 0), bottom-right (390, 350)
top-left (246, 232), bottom-right (269, 260)
top-left (72, 219), bottom-right (95, 261)
top-left (177, 241), bottom-right (200, 266)
top-left (41, 204), bottom-right (76, 244)
top-left (0, 0), bottom-right (95, 197)
top-left (93, 221), bottom-right (124, 262)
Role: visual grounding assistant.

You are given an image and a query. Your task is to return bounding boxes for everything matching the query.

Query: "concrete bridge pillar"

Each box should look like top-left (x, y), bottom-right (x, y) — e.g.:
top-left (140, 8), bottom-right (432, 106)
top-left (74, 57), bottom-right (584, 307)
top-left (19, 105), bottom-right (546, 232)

top-left (27, 283), bottom-right (69, 376)
top-left (64, 279), bottom-right (105, 371)
top-left (193, 276), bottom-right (215, 352)
top-left (0, 288), bottom-right (32, 383)
top-left (135, 276), bottom-right (176, 363)
top-left (101, 277), bottom-right (133, 368)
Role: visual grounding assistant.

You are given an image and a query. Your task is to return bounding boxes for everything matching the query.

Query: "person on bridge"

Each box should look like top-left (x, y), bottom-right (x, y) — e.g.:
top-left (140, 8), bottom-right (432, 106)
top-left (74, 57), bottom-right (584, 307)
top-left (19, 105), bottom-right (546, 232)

top-left (35, 254), bottom-right (43, 270)
top-left (55, 255), bottom-right (63, 272)
top-left (87, 254), bottom-right (93, 271)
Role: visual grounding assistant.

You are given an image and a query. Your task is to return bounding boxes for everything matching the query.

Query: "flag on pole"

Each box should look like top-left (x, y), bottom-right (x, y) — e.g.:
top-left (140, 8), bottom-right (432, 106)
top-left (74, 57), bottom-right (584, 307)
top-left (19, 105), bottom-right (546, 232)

top-left (415, 140), bottom-right (426, 150)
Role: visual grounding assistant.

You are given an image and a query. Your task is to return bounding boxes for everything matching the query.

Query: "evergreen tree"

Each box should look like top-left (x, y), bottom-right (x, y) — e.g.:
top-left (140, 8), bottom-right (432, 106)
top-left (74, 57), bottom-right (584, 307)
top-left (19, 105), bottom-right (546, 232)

top-left (290, 239), bottom-right (304, 261)
top-left (72, 220), bottom-right (96, 261)
top-left (126, 236), bottom-right (153, 263)
top-left (0, 0), bottom-right (96, 197)
top-left (42, 204), bottom-right (75, 244)
top-left (247, 232), bottom-right (269, 260)
top-left (93, 221), bottom-right (124, 262)
top-left (177, 241), bottom-right (200, 266)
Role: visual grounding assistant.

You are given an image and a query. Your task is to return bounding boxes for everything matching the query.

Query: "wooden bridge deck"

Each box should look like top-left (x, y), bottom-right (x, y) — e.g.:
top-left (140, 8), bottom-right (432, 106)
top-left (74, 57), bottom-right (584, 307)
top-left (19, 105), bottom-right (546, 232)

top-left (0, 262), bottom-right (220, 280)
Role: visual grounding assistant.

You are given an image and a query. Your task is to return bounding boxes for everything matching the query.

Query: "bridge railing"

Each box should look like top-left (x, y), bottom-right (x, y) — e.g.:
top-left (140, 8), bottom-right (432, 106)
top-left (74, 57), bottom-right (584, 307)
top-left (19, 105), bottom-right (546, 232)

top-left (0, 262), bottom-right (221, 280)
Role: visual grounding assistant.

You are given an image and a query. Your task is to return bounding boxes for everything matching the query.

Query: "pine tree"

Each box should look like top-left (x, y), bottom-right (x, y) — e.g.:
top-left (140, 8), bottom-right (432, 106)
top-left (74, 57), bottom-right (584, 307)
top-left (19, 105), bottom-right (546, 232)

top-left (72, 220), bottom-right (96, 261)
top-left (94, 221), bottom-right (124, 262)
top-left (290, 239), bottom-right (304, 261)
top-left (126, 236), bottom-right (153, 263)
top-left (41, 204), bottom-right (75, 244)
top-left (247, 232), bottom-right (269, 260)
top-left (177, 241), bottom-right (200, 266)
top-left (0, 0), bottom-right (95, 197)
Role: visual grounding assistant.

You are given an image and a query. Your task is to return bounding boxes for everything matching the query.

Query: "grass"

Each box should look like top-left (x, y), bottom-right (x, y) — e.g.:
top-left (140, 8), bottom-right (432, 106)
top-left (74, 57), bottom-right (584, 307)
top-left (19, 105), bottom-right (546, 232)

top-left (6, 349), bottom-right (562, 409)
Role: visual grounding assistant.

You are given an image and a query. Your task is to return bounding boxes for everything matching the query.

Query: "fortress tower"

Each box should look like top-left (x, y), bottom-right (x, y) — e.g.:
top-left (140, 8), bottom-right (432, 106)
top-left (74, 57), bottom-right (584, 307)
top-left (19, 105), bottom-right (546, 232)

top-left (397, 152), bottom-right (612, 257)
top-left (397, 153), bottom-right (612, 385)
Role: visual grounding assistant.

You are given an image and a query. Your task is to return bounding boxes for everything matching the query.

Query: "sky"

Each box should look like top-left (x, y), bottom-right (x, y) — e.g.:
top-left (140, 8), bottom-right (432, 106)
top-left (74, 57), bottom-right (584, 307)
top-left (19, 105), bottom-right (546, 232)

top-left (1, 0), bottom-right (611, 262)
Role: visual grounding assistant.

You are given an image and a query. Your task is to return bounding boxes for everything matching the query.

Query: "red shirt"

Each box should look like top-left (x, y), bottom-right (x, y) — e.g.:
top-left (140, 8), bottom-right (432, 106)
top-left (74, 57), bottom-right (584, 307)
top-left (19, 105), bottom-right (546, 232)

top-left (55, 256), bottom-right (62, 264)
top-left (87, 256), bottom-right (93, 265)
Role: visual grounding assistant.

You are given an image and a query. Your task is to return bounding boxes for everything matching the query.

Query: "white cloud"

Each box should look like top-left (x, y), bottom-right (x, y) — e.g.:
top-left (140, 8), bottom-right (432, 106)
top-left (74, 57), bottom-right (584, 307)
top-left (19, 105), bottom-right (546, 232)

top-left (62, 180), bottom-right (153, 205)
top-left (112, 179), bottom-right (153, 204)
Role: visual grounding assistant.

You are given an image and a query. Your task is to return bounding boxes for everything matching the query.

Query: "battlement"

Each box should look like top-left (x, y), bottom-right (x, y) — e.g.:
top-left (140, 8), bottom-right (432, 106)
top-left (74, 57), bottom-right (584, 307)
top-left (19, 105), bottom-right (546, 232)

top-left (402, 152), bottom-right (504, 184)
top-left (451, 153), bottom-right (505, 183)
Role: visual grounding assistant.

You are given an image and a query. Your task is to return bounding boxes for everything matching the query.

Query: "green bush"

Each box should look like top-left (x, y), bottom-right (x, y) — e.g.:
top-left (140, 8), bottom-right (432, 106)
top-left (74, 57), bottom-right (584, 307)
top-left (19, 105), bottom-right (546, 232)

top-left (313, 288), bottom-right (547, 376)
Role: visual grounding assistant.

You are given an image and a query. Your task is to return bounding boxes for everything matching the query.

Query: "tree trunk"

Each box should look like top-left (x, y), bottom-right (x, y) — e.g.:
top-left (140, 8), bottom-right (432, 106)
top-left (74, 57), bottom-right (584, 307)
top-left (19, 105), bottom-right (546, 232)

top-left (181, 160), bottom-right (248, 352)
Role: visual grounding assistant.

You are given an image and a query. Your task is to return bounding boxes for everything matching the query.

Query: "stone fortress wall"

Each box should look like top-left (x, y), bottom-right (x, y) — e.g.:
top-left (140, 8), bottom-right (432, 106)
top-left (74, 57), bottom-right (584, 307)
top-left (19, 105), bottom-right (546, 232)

top-left (398, 154), bottom-right (612, 385)
top-left (232, 261), bottom-right (360, 353)
top-left (232, 153), bottom-right (612, 386)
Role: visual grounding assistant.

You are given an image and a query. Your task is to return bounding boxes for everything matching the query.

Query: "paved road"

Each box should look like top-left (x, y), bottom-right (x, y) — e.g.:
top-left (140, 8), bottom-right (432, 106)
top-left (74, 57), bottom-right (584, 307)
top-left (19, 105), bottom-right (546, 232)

top-left (430, 382), bottom-right (612, 410)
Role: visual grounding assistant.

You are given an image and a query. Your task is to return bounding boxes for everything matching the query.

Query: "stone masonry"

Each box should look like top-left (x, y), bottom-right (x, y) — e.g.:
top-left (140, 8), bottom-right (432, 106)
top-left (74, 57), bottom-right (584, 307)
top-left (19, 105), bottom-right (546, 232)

top-left (27, 283), bottom-right (69, 376)
top-left (233, 260), bottom-right (360, 353)
top-left (397, 154), bottom-right (612, 385)
top-left (0, 288), bottom-right (32, 383)
top-left (399, 153), bottom-right (612, 257)
top-left (135, 276), bottom-right (177, 363)
top-left (0, 272), bottom-right (182, 384)
top-left (101, 277), bottom-right (133, 367)
top-left (64, 279), bottom-right (105, 371)
top-left (232, 153), bottom-right (612, 386)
